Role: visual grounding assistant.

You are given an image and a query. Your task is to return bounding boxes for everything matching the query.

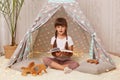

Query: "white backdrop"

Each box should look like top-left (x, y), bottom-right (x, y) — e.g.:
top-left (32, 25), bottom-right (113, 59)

top-left (0, 14), bottom-right (11, 54)
top-left (0, 0), bottom-right (120, 54)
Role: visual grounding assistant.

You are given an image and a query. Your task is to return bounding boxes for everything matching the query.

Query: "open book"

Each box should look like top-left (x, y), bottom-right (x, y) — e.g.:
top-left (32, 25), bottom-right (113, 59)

top-left (48, 48), bottom-right (73, 60)
top-left (48, 47), bottom-right (73, 53)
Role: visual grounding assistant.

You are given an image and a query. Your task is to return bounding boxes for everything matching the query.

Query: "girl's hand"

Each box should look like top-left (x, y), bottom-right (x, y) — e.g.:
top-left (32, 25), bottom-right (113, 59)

top-left (52, 52), bottom-right (62, 57)
top-left (52, 52), bottom-right (73, 57)
top-left (55, 52), bottom-right (62, 57)
top-left (61, 52), bottom-right (73, 57)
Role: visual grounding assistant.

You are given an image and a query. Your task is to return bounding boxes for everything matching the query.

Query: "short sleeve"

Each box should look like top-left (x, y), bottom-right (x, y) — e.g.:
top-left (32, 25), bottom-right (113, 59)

top-left (68, 36), bottom-right (74, 47)
top-left (51, 36), bottom-right (55, 45)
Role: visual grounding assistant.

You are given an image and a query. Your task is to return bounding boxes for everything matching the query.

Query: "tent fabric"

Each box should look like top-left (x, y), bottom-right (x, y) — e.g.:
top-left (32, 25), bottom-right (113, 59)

top-left (7, 0), bottom-right (115, 74)
top-left (48, 0), bottom-right (75, 3)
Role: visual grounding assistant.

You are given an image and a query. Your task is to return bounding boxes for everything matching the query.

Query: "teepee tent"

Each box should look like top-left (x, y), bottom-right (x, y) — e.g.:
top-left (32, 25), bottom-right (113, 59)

top-left (8, 0), bottom-right (115, 74)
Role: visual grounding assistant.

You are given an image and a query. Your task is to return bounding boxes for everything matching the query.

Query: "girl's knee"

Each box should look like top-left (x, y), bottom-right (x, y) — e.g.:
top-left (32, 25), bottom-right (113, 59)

top-left (69, 62), bottom-right (80, 70)
top-left (42, 57), bottom-right (52, 66)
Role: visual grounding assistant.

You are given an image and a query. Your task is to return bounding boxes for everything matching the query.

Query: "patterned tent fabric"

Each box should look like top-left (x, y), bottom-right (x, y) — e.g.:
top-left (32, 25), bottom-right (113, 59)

top-left (48, 0), bottom-right (75, 3)
top-left (8, 0), bottom-right (115, 68)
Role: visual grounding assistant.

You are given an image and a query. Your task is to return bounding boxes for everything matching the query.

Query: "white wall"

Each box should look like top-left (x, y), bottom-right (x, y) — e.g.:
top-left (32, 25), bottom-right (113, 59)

top-left (0, 13), bottom-right (10, 54)
top-left (16, 0), bottom-right (47, 43)
top-left (0, 0), bottom-right (120, 54)
top-left (77, 0), bottom-right (120, 53)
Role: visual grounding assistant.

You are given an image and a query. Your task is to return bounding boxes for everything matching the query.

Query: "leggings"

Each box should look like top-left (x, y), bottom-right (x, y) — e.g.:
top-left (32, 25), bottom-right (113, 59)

top-left (43, 57), bottom-right (79, 70)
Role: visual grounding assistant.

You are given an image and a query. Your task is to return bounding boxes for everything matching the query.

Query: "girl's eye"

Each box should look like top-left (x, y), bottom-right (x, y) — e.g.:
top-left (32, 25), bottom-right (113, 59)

top-left (56, 26), bottom-right (60, 28)
top-left (56, 26), bottom-right (65, 29)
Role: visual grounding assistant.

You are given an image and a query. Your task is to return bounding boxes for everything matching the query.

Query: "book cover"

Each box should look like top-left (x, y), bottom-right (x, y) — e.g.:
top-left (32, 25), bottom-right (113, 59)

top-left (48, 47), bottom-right (73, 53)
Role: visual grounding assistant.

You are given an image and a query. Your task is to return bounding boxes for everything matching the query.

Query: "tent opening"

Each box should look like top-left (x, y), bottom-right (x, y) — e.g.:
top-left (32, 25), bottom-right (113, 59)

top-left (29, 7), bottom-right (91, 60)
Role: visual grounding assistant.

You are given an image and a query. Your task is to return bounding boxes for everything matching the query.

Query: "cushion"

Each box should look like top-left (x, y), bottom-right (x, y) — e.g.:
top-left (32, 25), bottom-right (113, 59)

top-left (11, 58), bottom-right (42, 72)
top-left (76, 59), bottom-right (116, 74)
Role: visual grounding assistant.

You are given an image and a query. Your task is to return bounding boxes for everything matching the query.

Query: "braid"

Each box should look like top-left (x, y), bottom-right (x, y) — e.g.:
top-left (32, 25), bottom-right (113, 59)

top-left (65, 30), bottom-right (69, 50)
top-left (64, 30), bottom-right (73, 57)
top-left (53, 30), bottom-right (57, 48)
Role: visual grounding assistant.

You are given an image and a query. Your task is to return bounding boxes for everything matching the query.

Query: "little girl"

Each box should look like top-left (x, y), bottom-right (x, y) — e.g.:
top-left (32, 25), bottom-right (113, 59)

top-left (43, 18), bottom-right (79, 73)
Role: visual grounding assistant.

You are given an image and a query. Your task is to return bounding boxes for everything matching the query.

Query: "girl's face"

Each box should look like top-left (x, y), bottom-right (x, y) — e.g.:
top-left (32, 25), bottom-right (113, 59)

top-left (55, 25), bottom-right (66, 36)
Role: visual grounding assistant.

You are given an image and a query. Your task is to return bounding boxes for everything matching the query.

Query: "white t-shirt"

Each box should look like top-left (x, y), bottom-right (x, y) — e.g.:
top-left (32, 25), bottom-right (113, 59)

top-left (51, 36), bottom-right (74, 50)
